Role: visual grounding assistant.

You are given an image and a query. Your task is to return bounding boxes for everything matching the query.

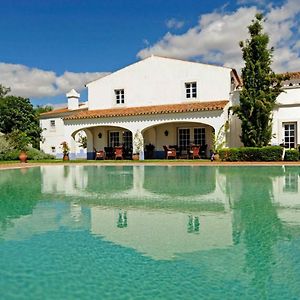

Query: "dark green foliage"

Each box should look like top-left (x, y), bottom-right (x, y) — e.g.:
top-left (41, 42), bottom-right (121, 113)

top-left (0, 94), bottom-right (42, 148)
top-left (232, 14), bottom-right (286, 147)
top-left (219, 146), bottom-right (283, 161)
top-left (284, 149), bottom-right (299, 161)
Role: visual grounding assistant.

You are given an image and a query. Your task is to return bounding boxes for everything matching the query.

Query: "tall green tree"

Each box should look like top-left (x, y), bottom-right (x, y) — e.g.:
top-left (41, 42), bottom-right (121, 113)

top-left (0, 92), bottom-right (42, 148)
top-left (233, 13), bottom-right (286, 147)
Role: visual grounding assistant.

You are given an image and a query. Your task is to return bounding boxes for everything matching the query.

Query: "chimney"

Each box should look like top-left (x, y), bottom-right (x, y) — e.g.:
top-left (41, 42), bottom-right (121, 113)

top-left (67, 89), bottom-right (80, 110)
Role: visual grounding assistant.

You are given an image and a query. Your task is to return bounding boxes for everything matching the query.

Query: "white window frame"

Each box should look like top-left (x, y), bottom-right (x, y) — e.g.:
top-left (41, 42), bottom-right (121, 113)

top-left (178, 128), bottom-right (190, 149)
top-left (185, 82), bottom-right (197, 99)
top-left (109, 131), bottom-right (120, 147)
top-left (115, 89), bottom-right (125, 104)
top-left (283, 122), bottom-right (297, 149)
top-left (178, 127), bottom-right (206, 149)
top-left (50, 120), bottom-right (56, 132)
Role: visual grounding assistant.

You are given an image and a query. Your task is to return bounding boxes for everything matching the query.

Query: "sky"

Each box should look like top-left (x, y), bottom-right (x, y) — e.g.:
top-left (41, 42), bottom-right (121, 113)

top-left (0, 0), bottom-right (299, 106)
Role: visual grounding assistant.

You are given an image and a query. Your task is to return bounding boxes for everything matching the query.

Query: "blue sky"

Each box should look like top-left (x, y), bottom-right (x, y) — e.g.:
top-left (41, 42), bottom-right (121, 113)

top-left (0, 0), bottom-right (299, 106)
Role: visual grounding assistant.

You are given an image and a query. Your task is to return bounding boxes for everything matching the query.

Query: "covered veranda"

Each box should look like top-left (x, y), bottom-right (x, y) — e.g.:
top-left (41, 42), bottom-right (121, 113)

top-left (63, 101), bottom-right (229, 160)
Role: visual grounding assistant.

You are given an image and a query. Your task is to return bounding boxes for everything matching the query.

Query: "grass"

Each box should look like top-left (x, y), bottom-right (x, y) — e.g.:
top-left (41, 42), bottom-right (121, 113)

top-left (0, 158), bottom-right (212, 164)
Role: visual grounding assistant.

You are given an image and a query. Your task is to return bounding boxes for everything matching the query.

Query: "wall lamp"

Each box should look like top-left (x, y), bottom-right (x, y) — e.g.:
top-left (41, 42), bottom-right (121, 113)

top-left (164, 130), bottom-right (169, 136)
top-left (98, 132), bottom-right (102, 139)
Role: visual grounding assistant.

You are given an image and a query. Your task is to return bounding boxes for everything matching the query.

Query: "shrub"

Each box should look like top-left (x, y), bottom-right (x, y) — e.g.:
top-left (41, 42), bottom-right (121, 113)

top-left (219, 148), bottom-right (240, 161)
top-left (219, 146), bottom-right (283, 161)
top-left (284, 149), bottom-right (299, 161)
top-left (0, 149), bottom-right (20, 161)
top-left (0, 147), bottom-right (54, 161)
top-left (26, 147), bottom-right (55, 160)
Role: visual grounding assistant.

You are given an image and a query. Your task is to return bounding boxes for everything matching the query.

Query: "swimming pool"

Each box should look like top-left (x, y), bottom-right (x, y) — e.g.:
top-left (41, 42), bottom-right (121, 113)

top-left (0, 165), bottom-right (300, 299)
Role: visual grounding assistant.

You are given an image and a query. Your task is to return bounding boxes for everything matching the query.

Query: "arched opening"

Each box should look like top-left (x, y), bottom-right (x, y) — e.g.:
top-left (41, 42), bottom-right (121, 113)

top-left (142, 121), bottom-right (215, 159)
top-left (73, 125), bottom-right (133, 160)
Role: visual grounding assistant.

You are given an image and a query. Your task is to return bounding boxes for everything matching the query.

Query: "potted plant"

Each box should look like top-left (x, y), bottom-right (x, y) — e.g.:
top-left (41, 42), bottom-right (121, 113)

top-left (8, 130), bottom-right (30, 163)
top-left (210, 124), bottom-right (227, 161)
top-left (132, 131), bottom-right (143, 160)
top-left (145, 143), bottom-right (155, 159)
top-left (61, 141), bottom-right (70, 161)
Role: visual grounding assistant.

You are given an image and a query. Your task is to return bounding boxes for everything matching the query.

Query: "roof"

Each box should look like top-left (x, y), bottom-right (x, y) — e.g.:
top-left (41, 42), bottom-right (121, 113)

top-left (64, 100), bottom-right (229, 120)
top-left (282, 71), bottom-right (300, 79)
top-left (40, 105), bottom-right (87, 118)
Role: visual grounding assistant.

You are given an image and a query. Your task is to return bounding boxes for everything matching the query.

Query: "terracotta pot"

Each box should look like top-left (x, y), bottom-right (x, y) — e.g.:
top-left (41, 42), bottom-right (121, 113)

top-left (132, 154), bottom-right (140, 160)
top-left (63, 154), bottom-right (70, 161)
top-left (19, 151), bottom-right (28, 163)
top-left (213, 153), bottom-right (220, 161)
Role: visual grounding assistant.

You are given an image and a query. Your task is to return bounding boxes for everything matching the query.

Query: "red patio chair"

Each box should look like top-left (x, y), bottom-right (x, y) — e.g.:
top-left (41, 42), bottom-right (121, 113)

top-left (190, 145), bottom-right (200, 159)
top-left (94, 148), bottom-right (105, 160)
top-left (114, 146), bottom-right (124, 160)
top-left (163, 145), bottom-right (177, 159)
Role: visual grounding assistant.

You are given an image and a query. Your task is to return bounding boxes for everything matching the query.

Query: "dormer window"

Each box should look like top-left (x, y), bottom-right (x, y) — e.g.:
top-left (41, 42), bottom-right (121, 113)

top-left (185, 82), bottom-right (197, 99)
top-left (115, 89), bottom-right (125, 104)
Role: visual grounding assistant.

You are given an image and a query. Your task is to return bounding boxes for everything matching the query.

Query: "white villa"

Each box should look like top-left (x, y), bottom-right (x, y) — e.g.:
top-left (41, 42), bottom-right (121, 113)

top-left (39, 55), bottom-right (300, 159)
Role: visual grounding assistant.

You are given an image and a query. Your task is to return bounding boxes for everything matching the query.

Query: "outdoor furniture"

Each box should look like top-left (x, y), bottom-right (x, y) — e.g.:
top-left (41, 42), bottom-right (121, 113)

top-left (114, 146), bottom-right (124, 160)
top-left (163, 145), bottom-right (177, 159)
top-left (200, 144), bottom-right (208, 158)
top-left (94, 148), bottom-right (105, 160)
top-left (104, 147), bottom-right (115, 159)
top-left (124, 147), bottom-right (133, 160)
top-left (190, 145), bottom-right (200, 159)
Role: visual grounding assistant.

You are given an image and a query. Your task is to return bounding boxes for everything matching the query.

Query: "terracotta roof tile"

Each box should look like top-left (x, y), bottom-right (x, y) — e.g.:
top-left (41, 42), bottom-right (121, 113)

top-left (281, 72), bottom-right (300, 79)
top-left (40, 106), bottom-right (87, 118)
top-left (64, 100), bottom-right (229, 120)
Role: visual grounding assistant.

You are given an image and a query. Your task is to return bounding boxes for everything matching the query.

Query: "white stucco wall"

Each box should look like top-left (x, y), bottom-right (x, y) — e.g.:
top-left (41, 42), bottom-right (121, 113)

top-left (40, 116), bottom-right (87, 158)
top-left (87, 56), bottom-right (233, 110)
top-left (40, 117), bottom-right (65, 156)
top-left (271, 86), bottom-right (300, 147)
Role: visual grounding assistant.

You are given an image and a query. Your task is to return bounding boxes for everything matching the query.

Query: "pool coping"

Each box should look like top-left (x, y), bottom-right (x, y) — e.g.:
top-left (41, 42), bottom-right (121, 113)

top-left (1, 160), bottom-right (300, 170)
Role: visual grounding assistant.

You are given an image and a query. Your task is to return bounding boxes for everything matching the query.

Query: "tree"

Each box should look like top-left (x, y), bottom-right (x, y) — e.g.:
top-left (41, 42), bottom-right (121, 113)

top-left (0, 94), bottom-right (42, 148)
top-left (34, 105), bottom-right (53, 115)
top-left (0, 84), bottom-right (10, 98)
top-left (232, 13), bottom-right (286, 147)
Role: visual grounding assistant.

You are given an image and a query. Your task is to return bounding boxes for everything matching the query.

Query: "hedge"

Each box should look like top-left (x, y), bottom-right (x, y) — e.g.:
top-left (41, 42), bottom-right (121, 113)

top-left (284, 149), bottom-right (299, 161)
top-left (219, 146), bottom-right (284, 161)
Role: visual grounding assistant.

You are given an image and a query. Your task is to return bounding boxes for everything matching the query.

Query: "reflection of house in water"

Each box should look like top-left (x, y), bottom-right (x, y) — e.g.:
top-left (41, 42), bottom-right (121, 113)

top-left (0, 167), bottom-right (90, 241)
top-left (90, 207), bottom-right (233, 260)
top-left (39, 165), bottom-right (233, 260)
top-left (41, 165), bottom-right (89, 196)
top-left (41, 165), bottom-right (230, 211)
top-left (272, 166), bottom-right (300, 226)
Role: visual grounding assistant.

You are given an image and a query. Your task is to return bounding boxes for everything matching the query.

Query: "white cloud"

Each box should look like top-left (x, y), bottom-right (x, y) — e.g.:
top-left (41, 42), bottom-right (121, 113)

top-left (0, 62), bottom-right (109, 99)
top-left (138, 0), bottom-right (300, 73)
top-left (166, 18), bottom-right (185, 29)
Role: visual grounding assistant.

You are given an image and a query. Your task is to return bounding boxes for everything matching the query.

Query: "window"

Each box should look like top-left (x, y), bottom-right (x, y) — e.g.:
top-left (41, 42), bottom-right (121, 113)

top-left (115, 89), bottom-right (124, 104)
top-left (109, 131), bottom-right (120, 147)
top-left (178, 128), bottom-right (190, 149)
top-left (185, 82), bottom-right (197, 99)
top-left (122, 131), bottom-right (132, 149)
top-left (284, 123), bottom-right (296, 149)
top-left (194, 128), bottom-right (206, 146)
top-left (50, 120), bottom-right (56, 131)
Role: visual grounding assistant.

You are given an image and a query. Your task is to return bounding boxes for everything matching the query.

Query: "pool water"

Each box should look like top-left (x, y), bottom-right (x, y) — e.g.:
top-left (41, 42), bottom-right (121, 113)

top-left (0, 165), bottom-right (300, 299)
